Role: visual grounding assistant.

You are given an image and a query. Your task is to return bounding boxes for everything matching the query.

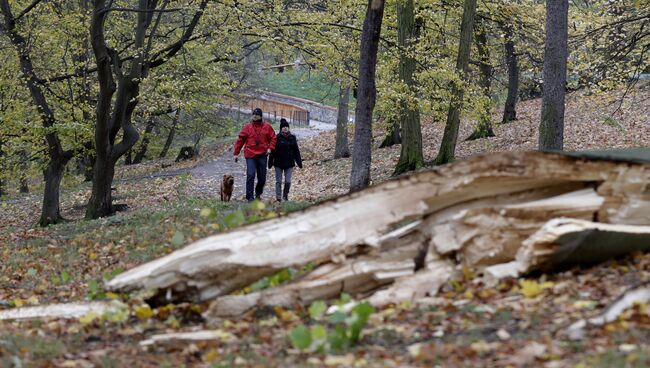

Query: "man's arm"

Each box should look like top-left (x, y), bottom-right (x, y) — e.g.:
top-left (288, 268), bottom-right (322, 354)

top-left (233, 125), bottom-right (248, 160)
top-left (267, 124), bottom-right (277, 151)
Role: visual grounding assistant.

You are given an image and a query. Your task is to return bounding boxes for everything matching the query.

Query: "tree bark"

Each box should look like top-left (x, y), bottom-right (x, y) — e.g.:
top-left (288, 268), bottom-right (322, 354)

top-left (0, 137), bottom-right (5, 196)
top-left (393, 0), bottom-right (423, 175)
top-left (160, 109), bottom-right (180, 158)
top-left (501, 23), bottom-right (519, 124)
top-left (539, 0), bottom-right (568, 150)
top-left (19, 149), bottom-right (28, 193)
top-left (1, 0), bottom-right (72, 225)
top-left (466, 19), bottom-right (495, 141)
top-left (434, 0), bottom-right (478, 165)
top-left (334, 86), bottom-right (351, 159)
top-left (350, 0), bottom-right (386, 192)
top-left (133, 117), bottom-right (156, 164)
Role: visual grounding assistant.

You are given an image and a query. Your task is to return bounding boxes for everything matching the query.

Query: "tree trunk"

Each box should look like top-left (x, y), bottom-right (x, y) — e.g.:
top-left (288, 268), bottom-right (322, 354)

top-left (87, 0), bottom-right (207, 219)
top-left (434, 0), bottom-right (478, 165)
top-left (539, 0), bottom-right (568, 150)
top-left (124, 149), bottom-right (133, 165)
top-left (133, 117), bottom-right (156, 164)
top-left (501, 23), bottom-right (519, 124)
top-left (160, 109), bottom-right (180, 158)
top-left (466, 19), bottom-right (495, 141)
top-left (1, 0), bottom-right (72, 225)
top-left (379, 121), bottom-right (401, 148)
top-left (19, 149), bottom-right (28, 193)
top-left (0, 138), bottom-right (5, 196)
top-left (334, 86), bottom-right (351, 159)
top-left (393, 0), bottom-right (424, 175)
top-left (39, 158), bottom-right (67, 226)
top-left (86, 0), bottom-right (118, 219)
top-left (350, 0), bottom-right (386, 192)
top-left (105, 149), bottom-right (650, 311)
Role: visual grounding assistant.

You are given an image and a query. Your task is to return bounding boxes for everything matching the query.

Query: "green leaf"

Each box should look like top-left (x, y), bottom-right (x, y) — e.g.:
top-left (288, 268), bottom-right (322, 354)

top-left (289, 325), bottom-right (312, 350)
top-left (327, 324), bottom-right (349, 352)
top-left (309, 301), bottom-right (327, 319)
top-left (338, 292), bottom-right (351, 304)
top-left (349, 302), bottom-right (375, 342)
top-left (27, 268), bottom-right (37, 277)
top-left (60, 270), bottom-right (70, 284)
top-left (171, 231), bottom-right (185, 247)
top-left (329, 311), bottom-right (347, 324)
top-left (310, 324), bottom-right (328, 352)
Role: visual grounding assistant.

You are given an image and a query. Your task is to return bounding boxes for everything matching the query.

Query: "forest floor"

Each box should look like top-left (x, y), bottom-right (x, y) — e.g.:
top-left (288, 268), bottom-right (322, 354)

top-left (1, 88), bottom-right (650, 367)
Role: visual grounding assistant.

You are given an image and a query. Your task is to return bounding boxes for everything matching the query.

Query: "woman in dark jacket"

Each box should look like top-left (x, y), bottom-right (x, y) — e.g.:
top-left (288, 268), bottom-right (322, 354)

top-left (269, 119), bottom-right (303, 201)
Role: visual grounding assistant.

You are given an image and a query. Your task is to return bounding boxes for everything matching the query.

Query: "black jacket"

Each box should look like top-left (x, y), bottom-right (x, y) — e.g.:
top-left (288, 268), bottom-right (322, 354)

top-left (269, 132), bottom-right (302, 169)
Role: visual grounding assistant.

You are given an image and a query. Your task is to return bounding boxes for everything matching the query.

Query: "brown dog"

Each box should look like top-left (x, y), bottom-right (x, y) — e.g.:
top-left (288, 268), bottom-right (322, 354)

top-left (220, 174), bottom-right (234, 201)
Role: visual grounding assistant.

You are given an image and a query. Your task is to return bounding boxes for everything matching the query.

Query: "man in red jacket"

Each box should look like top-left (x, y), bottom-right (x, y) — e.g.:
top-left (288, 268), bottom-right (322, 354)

top-left (233, 107), bottom-right (277, 201)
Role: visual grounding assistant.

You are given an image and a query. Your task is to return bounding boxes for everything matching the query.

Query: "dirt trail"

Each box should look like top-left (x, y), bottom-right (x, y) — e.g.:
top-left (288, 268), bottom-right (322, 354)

top-left (187, 123), bottom-right (334, 200)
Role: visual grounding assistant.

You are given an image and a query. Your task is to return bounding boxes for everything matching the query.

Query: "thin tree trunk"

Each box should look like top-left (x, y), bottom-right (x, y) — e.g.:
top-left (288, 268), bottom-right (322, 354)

top-left (124, 149), bottom-right (133, 165)
top-left (434, 0), bottom-right (478, 165)
top-left (19, 149), bottom-right (28, 193)
top-left (393, 0), bottom-right (423, 175)
top-left (0, 138), bottom-right (5, 196)
top-left (539, 0), bottom-right (568, 150)
top-left (467, 19), bottom-right (495, 141)
top-left (133, 117), bottom-right (156, 164)
top-left (334, 86), bottom-right (351, 159)
top-left (350, 0), bottom-right (386, 192)
top-left (160, 109), bottom-right (179, 158)
top-left (1, 0), bottom-right (72, 225)
top-left (501, 23), bottom-right (519, 124)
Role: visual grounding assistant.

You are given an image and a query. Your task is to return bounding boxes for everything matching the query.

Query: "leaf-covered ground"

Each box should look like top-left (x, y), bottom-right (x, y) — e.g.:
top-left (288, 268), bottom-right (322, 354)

top-left (1, 89), bottom-right (650, 367)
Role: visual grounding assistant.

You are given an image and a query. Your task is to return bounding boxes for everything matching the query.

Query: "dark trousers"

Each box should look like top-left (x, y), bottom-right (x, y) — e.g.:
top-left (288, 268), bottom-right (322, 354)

top-left (245, 155), bottom-right (267, 201)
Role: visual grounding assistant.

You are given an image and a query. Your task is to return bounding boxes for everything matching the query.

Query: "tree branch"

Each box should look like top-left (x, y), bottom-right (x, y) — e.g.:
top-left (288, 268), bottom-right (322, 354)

top-left (14, 0), bottom-right (43, 22)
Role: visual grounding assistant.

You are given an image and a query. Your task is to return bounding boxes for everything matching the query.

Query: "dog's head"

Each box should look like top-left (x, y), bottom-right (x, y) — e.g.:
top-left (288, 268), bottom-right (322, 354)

top-left (222, 174), bottom-right (234, 186)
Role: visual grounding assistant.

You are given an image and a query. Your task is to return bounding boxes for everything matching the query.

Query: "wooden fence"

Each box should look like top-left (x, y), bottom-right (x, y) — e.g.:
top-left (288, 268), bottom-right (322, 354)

top-left (224, 96), bottom-right (310, 126)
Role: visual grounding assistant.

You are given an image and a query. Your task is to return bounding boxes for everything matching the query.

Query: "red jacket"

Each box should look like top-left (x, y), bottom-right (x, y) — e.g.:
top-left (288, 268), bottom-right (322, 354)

top-left (233, 120), bottom-right (277, 159)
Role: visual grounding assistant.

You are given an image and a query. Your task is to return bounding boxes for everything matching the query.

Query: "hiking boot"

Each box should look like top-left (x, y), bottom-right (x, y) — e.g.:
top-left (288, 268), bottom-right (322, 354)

top-left (283, 183), bottom-right (291, 201)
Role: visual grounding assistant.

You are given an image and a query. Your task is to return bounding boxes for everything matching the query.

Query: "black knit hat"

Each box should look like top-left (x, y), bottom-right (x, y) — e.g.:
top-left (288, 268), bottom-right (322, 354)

top-left (253, 107), bottom-right (263, 117)
top-left (280, 118), bottom-right (289, 129)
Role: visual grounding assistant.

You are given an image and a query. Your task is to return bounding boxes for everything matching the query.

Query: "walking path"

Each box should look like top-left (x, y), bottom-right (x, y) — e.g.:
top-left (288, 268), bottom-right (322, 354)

top-left (187, 120), bottom-right (335, 200)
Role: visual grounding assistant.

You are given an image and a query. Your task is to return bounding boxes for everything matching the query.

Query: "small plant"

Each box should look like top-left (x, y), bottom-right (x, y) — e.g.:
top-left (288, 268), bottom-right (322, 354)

top-left (289, 295), bottom-right (375, 353)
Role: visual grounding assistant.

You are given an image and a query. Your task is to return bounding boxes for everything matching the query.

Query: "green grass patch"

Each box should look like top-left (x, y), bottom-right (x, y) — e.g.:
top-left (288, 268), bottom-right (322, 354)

top-left (259, 68), bottom-right (355, 108)
top-left (0, 334), bottom-right (66, 364)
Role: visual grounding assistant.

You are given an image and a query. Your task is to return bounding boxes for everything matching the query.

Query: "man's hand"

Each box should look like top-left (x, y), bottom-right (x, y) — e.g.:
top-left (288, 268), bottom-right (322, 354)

top-left (234, 155), bottom-right (238, 162)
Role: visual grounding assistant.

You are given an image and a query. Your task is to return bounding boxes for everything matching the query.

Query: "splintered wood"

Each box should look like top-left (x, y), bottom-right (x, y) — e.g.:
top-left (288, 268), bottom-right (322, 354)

top-left (104, 150), bottom-right (650, 319)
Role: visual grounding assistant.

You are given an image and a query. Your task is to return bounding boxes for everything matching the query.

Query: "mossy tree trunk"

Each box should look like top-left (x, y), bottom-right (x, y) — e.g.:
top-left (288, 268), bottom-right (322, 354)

top-left (393, 0), bottom-right (423, 175)
top-left (539, 0), bottom-right (568, 151)
top-left (466, 18), bottom-right (495, 141)
top-left (334, 85), bottom-right (351, 159)
top-left (501, 23), bottom-right (519, 124)
top-left (434, 0), bottom-right (478, 165)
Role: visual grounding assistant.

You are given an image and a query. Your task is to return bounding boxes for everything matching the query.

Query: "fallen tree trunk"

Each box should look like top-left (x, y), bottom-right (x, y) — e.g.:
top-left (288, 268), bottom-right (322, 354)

top-left (0, 302), bottom-right (116, 321)
top-left (484, 218), bottom-right (650, 284)
top-left (105, 150), bottom-right (650, 313)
